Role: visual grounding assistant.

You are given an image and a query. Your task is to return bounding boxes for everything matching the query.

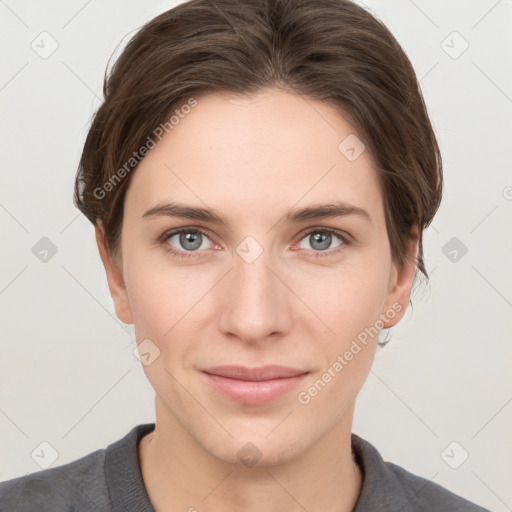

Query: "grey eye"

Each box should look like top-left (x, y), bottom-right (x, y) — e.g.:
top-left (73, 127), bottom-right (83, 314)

top-left (167, 230), bottom-right (211, 252)
top-left (298, 231), bottom-right (343, 252)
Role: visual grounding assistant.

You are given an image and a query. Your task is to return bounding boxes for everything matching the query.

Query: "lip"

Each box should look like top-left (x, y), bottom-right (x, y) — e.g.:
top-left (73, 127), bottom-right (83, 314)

top-left (202, 365), bottom-right (309, 406)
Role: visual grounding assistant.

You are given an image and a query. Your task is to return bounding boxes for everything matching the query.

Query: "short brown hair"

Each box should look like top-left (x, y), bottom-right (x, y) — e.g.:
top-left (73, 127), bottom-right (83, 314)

top-left (74, 0), bottom-right (442, 284)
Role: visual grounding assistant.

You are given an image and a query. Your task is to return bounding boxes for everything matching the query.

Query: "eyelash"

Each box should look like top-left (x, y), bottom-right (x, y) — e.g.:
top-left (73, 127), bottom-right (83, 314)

top-left (158, 227), bottom-right (350, 260)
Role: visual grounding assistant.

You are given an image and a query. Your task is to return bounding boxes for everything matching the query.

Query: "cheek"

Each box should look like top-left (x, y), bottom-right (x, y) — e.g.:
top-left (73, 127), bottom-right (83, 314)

top-left (295, 268), bottom-right (387, 409)
top-left (296, 257), bottom-right (391, 342)
top-left (124, 246), bottom-right (216, 344)
top-left (124, 228), bottom-right (392, 352)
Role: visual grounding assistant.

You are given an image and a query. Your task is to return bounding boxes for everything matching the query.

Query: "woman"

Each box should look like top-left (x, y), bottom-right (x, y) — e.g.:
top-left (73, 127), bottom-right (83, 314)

top-left (0, 0), bottom-right (491, 510)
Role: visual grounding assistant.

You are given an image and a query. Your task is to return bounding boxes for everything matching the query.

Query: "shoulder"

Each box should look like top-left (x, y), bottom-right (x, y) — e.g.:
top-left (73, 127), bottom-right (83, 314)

top-left (0, 423), bottom-right (155, 512)
top-left (351, 433), bottom-right (491, 512)
top-left (0, 446), bottom-right (110, 512)
top-left (382, 459), bottom-right (490, 511)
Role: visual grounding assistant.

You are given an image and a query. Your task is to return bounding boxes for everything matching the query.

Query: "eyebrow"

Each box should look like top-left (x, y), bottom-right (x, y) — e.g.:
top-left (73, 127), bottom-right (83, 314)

top-left (141, 201), bottom-right (371, 226)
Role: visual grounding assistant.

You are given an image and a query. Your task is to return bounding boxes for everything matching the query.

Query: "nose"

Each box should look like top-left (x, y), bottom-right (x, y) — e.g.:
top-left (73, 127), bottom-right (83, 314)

top-left (216, 246), bottom-right (292, 344)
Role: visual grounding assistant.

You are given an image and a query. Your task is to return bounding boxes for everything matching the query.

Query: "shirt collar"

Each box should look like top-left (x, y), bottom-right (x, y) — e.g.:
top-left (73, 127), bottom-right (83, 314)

top-left (104, 423), bottom-right (404, 512)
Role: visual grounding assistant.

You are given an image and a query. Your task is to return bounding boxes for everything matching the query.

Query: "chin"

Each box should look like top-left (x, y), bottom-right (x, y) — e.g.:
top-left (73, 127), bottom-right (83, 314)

top-left (202, 428), bottom-right (310, 468)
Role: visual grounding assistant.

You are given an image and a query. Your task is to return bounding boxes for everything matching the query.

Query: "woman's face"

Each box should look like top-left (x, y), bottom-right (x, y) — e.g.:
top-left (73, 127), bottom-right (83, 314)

top-left (98, 89), bottom-right (417, 466)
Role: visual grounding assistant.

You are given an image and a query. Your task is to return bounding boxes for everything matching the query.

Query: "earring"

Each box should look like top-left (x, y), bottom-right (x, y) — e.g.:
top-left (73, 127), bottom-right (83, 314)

top-left (378, 328), bottom-right (392, 347)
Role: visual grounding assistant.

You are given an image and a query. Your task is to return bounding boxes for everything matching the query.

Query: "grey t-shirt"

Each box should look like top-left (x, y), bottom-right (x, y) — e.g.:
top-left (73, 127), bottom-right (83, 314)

top-left (0, 423), bottom-right (490, 511)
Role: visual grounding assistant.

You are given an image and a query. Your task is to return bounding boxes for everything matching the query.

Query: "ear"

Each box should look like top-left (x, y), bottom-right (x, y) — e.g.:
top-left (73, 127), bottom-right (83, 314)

top-left (94, 222), bottom-right (134, 324)
top-left (380, 224), bottom-right (420, 328)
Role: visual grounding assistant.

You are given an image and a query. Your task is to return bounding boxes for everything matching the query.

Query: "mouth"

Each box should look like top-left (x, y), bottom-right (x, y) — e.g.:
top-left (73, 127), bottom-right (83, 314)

top-left (202, 365), bottom-right (309, 406)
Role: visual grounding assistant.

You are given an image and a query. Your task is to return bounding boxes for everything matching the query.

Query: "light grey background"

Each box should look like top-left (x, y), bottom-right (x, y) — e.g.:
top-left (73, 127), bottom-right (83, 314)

top-left (1, 1), bottom-right (511, 510)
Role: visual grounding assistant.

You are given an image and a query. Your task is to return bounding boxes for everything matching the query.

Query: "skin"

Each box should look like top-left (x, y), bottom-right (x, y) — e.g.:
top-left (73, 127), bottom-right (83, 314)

top-left (95, 88), bottom-right (419, 512)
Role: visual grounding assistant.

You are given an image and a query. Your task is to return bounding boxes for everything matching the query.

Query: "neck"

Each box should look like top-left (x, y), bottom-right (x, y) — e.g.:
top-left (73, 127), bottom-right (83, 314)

top-left (139, 397), bottom-right (362, 512)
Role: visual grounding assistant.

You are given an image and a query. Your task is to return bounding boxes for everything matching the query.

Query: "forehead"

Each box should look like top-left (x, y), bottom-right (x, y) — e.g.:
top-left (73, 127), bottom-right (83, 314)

top-left (124, 89), bottom-right (384, 226)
